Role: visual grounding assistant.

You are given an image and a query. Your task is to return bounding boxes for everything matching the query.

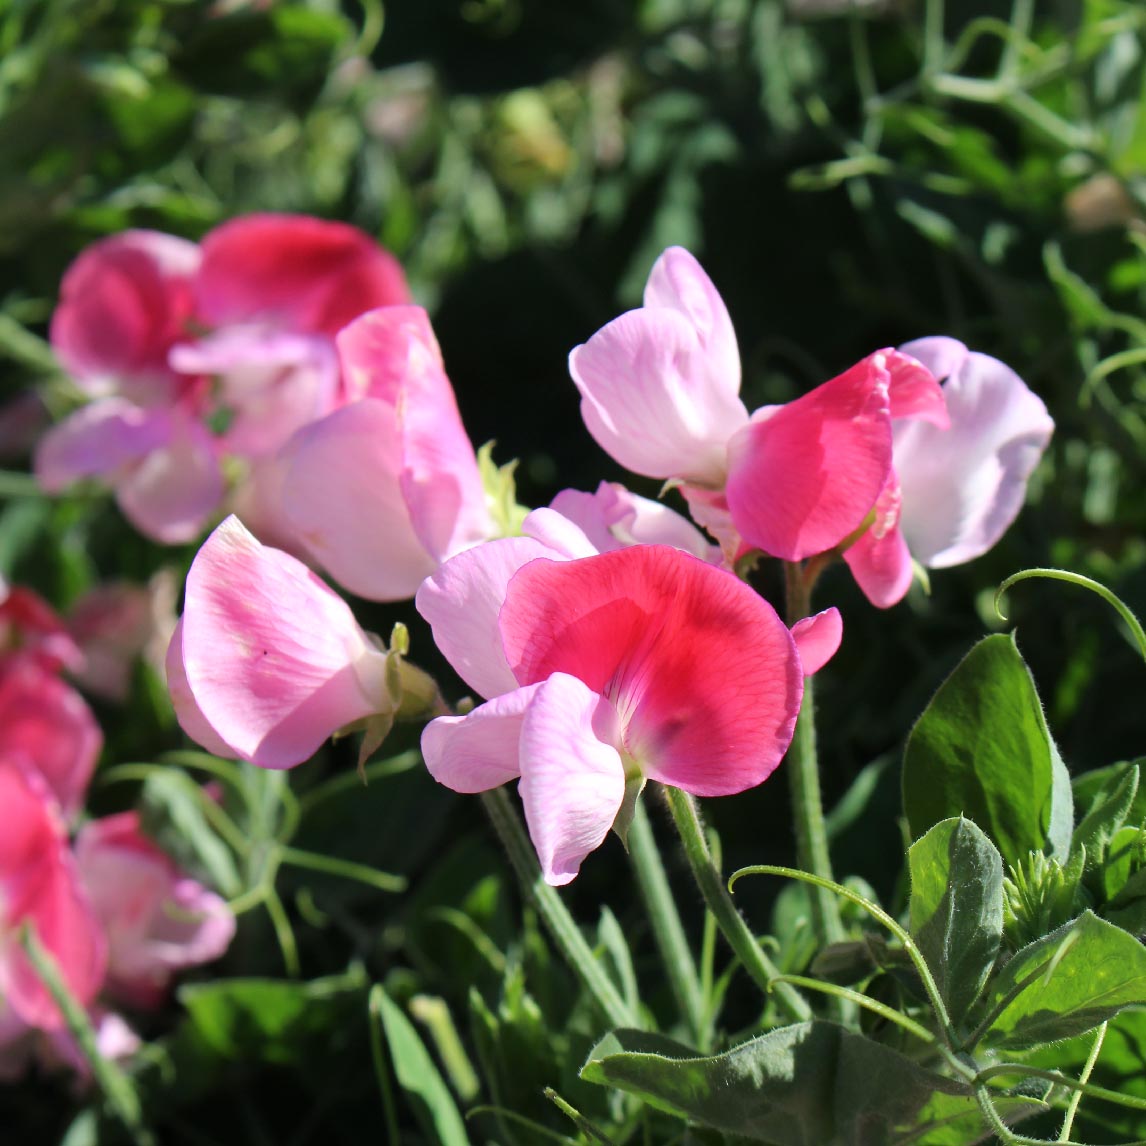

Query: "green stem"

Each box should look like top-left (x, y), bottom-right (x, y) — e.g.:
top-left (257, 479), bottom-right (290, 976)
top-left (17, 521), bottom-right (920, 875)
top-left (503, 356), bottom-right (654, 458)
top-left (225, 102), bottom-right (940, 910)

top-left (626, 800), bottom-right (706, 1048)
top-left (1059, 1022), bottom-right (1107, 1141)
top-left (20, 926), bottom-right (156, 1146)
top-left (663, 787), bottom-right (810, 1023)
top-left (278, 845), bottom-right (407, 894)
top-left (481, 788), bottom-right (634, 1029)
top-left (783, 562), bottom-right (845, 948)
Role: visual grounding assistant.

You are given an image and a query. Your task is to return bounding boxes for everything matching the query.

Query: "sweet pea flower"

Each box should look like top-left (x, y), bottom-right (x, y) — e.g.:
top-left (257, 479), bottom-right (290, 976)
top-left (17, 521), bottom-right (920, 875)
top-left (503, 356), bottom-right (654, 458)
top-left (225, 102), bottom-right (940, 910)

top-left (0, 759), bottom-right (106, 1030)
top-left (268, 306), bottom-right (495, 600)
top-left (75, 811), bottom-right (235, 1010)
top-left (568, 247), bottom-right (947, 566)
top-left (36, 214), bottom-right (411, 545)
top-left (0, 654), bottom-right (101, 821)
top-left (167, 515), bottom-right (440, 769)
top-left (0, 586), bottom-right (84, 674)
top-left (418, 544), bottom-right (824, 885)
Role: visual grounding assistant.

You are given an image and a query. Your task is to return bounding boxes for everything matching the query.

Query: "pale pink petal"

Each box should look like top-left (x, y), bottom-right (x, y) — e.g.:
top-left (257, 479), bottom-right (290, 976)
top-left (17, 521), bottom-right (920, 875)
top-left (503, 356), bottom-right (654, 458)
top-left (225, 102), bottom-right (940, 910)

top-left (115, 411), bottom-right (224, 544)
top-left (50, 231), bottom-right (200, 404)
top-left (898, 336), bottom-right (970, 383)
top-left (883, 349), bottom-right (949, 428)
top-left (521, 507), bottom-right (599, 558)
top-left (196, 214), bottom-right (410, 338)
top-left (550, 482), bottom-right (720, 562)
top-left (416, 537), bottom-right (561, 700)
top-left (0, 762), bottom-right (106, 1029)
top-left (843, 522), bottom-right (914, 608)
top-left (894, 351), bottom-right (1054, 568)
top-left (34, 400), bottom-right (171, 490)
top-left (76, 812), bottom-right (234, 1009)
top-left (0, 656), bottom-right (101, 819)
top-left (171, 327), bottom-right (340, 459)
top-left (336, 305), bottom-right (442, 404)
top-left (165, 619), bottom-right (241, 759)
top-left (278, 399), bottom-right (437, 601)
top-left (790, 608), bottom-right (843, 675)
top-left (725, 356), bottom-right (893, 561)
top-left (679, 486), bottom-right (748, 565)
top-left (570, 306), bottom-right (747, 484)
top-left (518, 673), bottom-right (626, 886)
top-left (501, 546), bottom-right (803, 796)
top-left (642, 247), bottom-right (741, 403)
top-left (420, 684), bottom-right (542, 793)
top-left (181, 516), bottom-right (390, 768)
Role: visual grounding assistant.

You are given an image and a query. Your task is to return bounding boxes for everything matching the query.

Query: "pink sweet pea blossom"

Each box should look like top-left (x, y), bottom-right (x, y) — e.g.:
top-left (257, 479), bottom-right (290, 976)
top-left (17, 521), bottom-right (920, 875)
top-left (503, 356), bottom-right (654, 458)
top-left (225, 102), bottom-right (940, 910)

top-left (75, 811), bottom-right (234, 1010)
top-left (269, 306), bottom-right (495, 600)
top-left (0, 655), bottom-right (101, 821)
top-left (419, 544), bottom-right (809, 885)
top-left (167, 516), bottom-right (396, 768)
top-left (0, 760), bottom-right (106, 1029)
top-left (0, 586), bottom-right (84, 674)
top-left (568, 247), bottom-right (947, 569)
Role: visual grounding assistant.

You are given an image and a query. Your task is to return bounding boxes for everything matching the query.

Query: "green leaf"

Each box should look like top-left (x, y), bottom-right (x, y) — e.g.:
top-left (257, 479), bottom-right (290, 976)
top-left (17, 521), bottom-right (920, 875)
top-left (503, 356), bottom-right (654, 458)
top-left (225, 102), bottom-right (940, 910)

top-left (980, 910), bottom-right (1146, 1049)
top-left (597, 908), bottom-right (640, 1017)
top-left (580, 1023), bottom-right (978, 1144)
top-left (1073, 763), bottom-right (1140, 874)
top-left (138, 771), bottom-right (241, 897)
top-left (371, 985), bottom-right (470, 1146)
top-left (903, 633), bottom-right (1071, 866)
top-left (908, 818), bottom-right (1004, 1022)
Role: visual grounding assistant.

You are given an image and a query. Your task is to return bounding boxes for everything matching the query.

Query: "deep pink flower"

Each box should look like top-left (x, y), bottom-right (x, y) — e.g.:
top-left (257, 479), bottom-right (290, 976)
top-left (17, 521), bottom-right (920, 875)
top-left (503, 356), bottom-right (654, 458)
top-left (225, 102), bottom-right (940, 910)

top-left (168, 516), bottom-right (394, 768)
top-left (0, 760), bottom-right (106, 1029)
top-left (49, 230), bottom-right (200, 407)
top-left (75, 811), bottom-right (234, 1010)
top-left (271, 306), bottom-right (494, 600)
top-left (419, 545), bottom-right (806, 884)
top-left (0, 587), bottom-right (84, 674)
top-left (0, 654), bottom-right (101, 820)
top-left (568, 247), bottom-right (942, 567)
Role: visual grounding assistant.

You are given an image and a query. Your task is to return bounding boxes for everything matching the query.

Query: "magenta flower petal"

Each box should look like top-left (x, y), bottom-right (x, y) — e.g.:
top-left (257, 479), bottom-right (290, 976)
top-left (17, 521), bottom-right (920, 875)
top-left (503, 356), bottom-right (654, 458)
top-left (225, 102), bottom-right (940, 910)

top-left (884, 349), bottom-right (949, 428)
top-left (893, 351), bottom-right (1054, 568)
top-left (50, 231), bottom-right (199, 403)
top-left (417, 537), bottom-right (562, 700)
top-left (790, 608), bottom-right (843, 676)
top-left (180, 516), bottom-right (389, 769)
top-left (279, 400), bottom-right (437, 601)
top-left (724, 356), bottom-right (893, 561)
top-left (501, 546), bottom-right (802, 796)
top-left (0, 761), bottom-right (106, 1028)
top-left (75, 811), bottom-right (235, 1010)
top-left (196, 214), bottom-right (410, 339)
top-left (518, 673), bottom-right (626, 886)
top-left (421, 683), bottom-right (542, 793)
top-left (0, 656), bottom-right (101, 820)
top-left (843, 523), bottom-right (914, 608)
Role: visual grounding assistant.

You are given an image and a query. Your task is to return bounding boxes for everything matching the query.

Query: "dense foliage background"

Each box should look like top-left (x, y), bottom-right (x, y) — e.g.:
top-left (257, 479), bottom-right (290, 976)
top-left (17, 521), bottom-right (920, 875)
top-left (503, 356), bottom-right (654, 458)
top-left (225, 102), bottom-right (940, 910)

top-left (3, 0), bottom-right (1146, 1142)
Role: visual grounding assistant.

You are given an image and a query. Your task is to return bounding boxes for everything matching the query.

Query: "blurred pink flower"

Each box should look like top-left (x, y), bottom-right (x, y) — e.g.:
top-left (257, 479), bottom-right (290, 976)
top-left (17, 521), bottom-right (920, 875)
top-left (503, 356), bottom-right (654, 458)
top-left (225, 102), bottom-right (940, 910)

top-left (75, 811), bottom-right (234, 1010)
top-left (0, 759), bottom-right (106, 1029)
top-left (167, 516), bottom-right (395, 768)
top-left (419, 545), bottom-right (807, 884)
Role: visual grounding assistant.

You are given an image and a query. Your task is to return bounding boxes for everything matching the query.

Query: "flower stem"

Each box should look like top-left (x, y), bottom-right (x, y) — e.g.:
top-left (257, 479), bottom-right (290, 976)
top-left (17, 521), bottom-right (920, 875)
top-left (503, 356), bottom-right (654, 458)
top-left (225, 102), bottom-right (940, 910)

top-left (783, 561), bottom-right (845, 949)
top-left (626, 799), bottom-right (707, 1048)
top-left (481, 788), bottom-right (634, 1029)
top-left (663, 786), bottom-right (810, 1023)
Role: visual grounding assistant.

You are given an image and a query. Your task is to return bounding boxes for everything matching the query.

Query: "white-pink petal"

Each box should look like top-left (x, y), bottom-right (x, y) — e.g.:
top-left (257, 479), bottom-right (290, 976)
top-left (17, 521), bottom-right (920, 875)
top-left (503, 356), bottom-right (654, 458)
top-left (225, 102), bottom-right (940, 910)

top-left (517, 673), bottom-right (626, 886)
top-left (420, 684), bottom-right (542, 794)
top-left (893, 351), bottom-right (1054, 568)
top-left (415, 536), bottom-right (562, 700)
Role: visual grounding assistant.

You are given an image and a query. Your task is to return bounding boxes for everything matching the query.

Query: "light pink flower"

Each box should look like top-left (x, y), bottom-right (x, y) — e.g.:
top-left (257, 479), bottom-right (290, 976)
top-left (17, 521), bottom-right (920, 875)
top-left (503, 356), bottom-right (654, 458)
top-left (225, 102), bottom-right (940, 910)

top-left (0, 654), bottom-right (101, 820)
top-left (272, 306), bottom-right (494, 600)
top-left (168, 516), bottom-right (394, 768)
top-left (419, 545), bottom-right (806, 884)
top-left (75, 811), bottom-right (234, 1010)
top-left (569, 247), bottom-right (944, 567)
top-left (0, 759), bottom-right (106, 1029)
top-left (65, 582), bottom-right (156, 703)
